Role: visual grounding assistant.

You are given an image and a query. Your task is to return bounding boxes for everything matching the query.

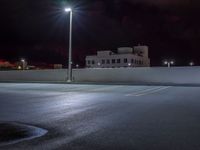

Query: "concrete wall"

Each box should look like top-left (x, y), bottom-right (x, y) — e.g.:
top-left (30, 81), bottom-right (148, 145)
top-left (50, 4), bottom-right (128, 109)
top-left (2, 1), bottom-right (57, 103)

top-left (0, 67), bottom-right (200, 85)
top-left (73, 67), bottom-right (200, 85)
top-left (0, 69), bottom-right (68, 82)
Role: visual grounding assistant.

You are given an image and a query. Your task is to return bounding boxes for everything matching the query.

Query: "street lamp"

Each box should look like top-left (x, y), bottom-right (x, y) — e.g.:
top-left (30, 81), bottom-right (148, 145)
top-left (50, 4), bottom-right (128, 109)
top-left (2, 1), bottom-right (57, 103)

top-left (65, 7), bottom-right (73, 82)
top-left (164, 60), bottom-right (174, 68)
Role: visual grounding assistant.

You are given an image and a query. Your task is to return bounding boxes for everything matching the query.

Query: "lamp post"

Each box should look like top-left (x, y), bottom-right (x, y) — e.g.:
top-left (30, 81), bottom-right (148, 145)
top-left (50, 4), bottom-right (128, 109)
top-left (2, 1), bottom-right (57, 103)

top-left (65, 8), bottom-right (73, 82)
top-left (164, 60), bottom-right (174, 68)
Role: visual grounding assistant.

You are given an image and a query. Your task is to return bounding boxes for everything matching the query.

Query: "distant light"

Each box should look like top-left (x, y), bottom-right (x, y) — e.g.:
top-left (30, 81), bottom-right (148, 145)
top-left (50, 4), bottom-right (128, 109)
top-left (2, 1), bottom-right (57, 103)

top-left (189, 62), bottom-right (194, 66)
top-left (97, 62), bottom-right (101, 66)
top-left (170, 61), bottom-right (174, 65)
top-left (76, 64), bottom-right (79, 68)
top-left (21, 59), bottom-right (25, 62)
top-left (65, 8), bottom-right (72, 12)
top-left (164, 61), bottom-right (168, 65)
top-left (18, 66), bottom-right (22, 70)
top-left (128, 63), bottom-right (131, 66)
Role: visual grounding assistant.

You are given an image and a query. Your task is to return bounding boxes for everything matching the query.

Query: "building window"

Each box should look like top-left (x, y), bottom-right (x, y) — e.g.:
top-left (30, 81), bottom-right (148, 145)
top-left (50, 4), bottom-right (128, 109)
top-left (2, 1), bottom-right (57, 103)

top-left (112, 59), bottom-right (116, 64)
top-left (117, 59), bottom-right (121, 63)
top-left (88, 60), bottom-right (91, 64)
top-left (131, 59), bottom-right (134, 63)
top-left (124, 58), bottom-right (128, 63)
top-left (92, 60), bottom-right (95, 64)
top-left (107, 59), bottom-right (110, 64)
top-left (102, 59), bottom-right (105, 64)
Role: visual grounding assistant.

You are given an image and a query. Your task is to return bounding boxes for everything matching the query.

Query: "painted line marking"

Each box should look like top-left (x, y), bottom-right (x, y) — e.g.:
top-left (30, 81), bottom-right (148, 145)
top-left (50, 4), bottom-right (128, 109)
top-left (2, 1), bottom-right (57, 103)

top-left (126, 86), bottom-right (170, 97)
top-left (89, 86), bottom-right (124, 92)
top-left (125, 86), bottom-right (163, 96)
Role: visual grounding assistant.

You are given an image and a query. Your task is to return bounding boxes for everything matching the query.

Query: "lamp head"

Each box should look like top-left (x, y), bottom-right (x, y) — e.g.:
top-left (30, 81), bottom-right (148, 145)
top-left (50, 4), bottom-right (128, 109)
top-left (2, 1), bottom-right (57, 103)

top-left (170, 61), bottom-right (174, 65)
top-left (65, 8), bottom-right (72, 12)
top-left (164, 61), bottom-right (168, 65)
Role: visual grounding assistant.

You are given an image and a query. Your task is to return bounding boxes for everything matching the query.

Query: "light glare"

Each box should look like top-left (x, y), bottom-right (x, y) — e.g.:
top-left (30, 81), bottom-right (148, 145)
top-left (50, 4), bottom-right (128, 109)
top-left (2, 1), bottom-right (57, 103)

top-left (65, 8), bottom-right (72, 12)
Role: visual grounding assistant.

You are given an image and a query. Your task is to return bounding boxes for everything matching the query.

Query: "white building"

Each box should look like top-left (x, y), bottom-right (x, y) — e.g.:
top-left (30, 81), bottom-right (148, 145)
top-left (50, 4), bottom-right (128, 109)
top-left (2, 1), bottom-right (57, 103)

top-left (86, 45), bottom-right (150, 68)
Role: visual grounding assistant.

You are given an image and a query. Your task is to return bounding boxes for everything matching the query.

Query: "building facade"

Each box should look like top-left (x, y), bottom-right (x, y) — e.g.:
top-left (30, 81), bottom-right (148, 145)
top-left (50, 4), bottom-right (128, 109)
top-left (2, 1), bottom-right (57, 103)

top-left (86, 46), bottom-right (150, 68)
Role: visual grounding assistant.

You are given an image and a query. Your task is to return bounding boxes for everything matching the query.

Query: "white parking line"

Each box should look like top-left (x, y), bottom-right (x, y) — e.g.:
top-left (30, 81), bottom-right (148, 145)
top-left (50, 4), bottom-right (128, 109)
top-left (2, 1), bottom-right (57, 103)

top-left (126, 86), bottom-right (170, 97)
top-left (89, 86), bottom-right (124, 92)
top-left (125, 86), bottom-right (163, 96)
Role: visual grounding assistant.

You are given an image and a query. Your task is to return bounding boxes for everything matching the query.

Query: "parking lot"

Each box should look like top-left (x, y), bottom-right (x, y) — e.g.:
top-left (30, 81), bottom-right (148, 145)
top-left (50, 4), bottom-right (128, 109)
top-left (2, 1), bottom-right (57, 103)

top-left (1, 83), bottom-right (200, 150)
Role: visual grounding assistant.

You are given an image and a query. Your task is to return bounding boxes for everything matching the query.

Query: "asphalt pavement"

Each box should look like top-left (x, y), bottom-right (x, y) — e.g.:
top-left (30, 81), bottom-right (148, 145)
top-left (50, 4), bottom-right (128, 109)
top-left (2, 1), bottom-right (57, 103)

top-left (0, 83), bottom-right (200, 150)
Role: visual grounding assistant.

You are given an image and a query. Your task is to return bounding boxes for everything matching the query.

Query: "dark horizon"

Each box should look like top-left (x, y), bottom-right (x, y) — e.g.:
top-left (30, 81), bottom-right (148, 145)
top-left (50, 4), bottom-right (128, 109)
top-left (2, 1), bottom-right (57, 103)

top-left (0, 0), bottom-right (200, 67)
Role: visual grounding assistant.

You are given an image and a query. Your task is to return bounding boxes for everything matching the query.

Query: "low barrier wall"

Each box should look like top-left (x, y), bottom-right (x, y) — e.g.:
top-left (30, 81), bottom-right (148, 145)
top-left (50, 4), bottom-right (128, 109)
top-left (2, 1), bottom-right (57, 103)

top-left (73, 67), bottom-right (200, 85)
top-left (0, 70), bottom-right (67, 82)
top-left (0, 67), bottom-right (200, 85)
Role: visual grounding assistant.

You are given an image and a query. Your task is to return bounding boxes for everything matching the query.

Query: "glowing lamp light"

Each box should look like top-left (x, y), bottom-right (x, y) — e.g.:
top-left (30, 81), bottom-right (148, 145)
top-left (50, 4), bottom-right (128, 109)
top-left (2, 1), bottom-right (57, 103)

top-left (65, 8), bottom-right (72, 12)
top-left (164, 61), bottom-right (168, 65)
top-left (21, 59), bottom-right (25, 62)
top-left (18, 66), bottom-right (22, 70)
top-left (189, 62), bottom-right (194, 66)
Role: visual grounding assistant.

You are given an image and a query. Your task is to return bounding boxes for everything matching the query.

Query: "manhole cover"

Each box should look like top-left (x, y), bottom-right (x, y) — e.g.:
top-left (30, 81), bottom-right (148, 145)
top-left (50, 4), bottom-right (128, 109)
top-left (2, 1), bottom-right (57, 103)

top-left (0, 122), bottom-right (48, 147)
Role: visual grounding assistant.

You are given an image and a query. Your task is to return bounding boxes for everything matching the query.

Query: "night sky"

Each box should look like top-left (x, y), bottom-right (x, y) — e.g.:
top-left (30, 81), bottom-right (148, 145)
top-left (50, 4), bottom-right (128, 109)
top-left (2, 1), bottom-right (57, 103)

top-left (0, 0), bottom-right (200, 67)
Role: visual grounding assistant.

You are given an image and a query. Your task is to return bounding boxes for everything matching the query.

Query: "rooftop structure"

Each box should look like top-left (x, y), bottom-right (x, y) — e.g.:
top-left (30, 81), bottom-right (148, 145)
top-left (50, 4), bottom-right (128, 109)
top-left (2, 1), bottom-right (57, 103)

top-left (86, 45), bottom-right (150, 68)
